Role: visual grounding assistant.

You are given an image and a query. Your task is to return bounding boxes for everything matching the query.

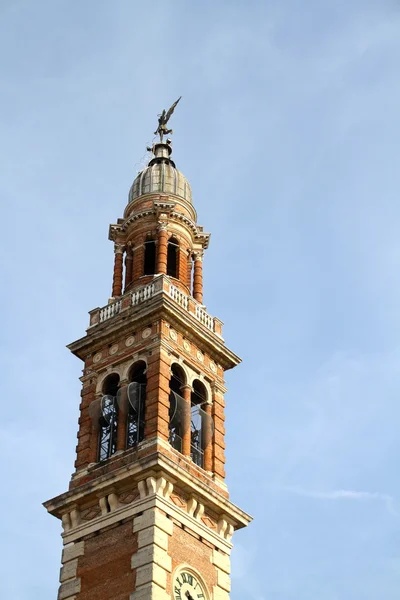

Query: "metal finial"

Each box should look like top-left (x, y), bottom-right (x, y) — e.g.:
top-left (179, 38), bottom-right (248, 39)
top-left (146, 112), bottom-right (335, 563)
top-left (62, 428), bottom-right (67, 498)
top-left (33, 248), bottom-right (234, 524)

top-left (154, 96), bottom-right (181, 142)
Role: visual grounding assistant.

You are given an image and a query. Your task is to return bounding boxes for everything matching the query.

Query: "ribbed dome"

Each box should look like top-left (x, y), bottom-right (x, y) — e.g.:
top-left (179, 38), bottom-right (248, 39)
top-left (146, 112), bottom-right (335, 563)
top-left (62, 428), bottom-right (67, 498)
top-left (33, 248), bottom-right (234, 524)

top-left (128, 140), bottom-right (192, 205)
top-left (128, 162), bottom-right (192, 204)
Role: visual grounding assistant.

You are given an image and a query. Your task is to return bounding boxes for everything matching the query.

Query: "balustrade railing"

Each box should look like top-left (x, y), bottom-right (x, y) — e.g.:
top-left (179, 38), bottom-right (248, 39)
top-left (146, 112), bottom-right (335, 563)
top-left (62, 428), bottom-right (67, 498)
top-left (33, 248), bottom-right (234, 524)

top-left (195, 305), bottom-right (214, 331)
top-left (92, 276), bottom-right (218, 334)
top-left (99, 300), bottom-right (122, 323)
top-left (169, 285), bottom-right (188, 310)
top-left (132, 281), bottom-right (156, 306)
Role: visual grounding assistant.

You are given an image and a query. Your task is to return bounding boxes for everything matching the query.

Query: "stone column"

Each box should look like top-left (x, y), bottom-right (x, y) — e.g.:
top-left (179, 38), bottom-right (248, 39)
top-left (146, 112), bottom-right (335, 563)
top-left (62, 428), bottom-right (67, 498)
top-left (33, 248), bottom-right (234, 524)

top-left (180, 384), bottom-right (192, 457)
top-left (112, 243), bottom-right (124, 298)
top-left (124, 245), bottom-right (133, 291)
top-left (203, 402), bottom-right (213, 472)
top-left (193, 252), bottom-right (203, 304)
top-left (156, 222), bottom-right (168, 274)
top-left (116, 383), bottom-right (128, 452)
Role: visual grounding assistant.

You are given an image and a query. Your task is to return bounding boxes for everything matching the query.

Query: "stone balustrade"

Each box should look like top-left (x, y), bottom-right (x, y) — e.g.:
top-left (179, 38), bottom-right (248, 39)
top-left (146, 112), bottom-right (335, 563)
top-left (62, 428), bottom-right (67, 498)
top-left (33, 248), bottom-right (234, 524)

top-left (88, 275), bottom-right (223, 337)
top-left (99, 299), bottom-right (122, 323)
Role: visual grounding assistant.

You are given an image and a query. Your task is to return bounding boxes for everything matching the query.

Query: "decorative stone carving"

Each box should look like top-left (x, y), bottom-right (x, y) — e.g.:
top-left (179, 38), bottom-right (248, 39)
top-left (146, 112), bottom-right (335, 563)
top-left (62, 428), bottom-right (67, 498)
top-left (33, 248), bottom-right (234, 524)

top-left (142, 327), bottom-right (152, 339)
top-left (125, 335), bottom-right (135, 347)
top-left (93, 352), bottom-right (102, 363)
top-left (157, 221), bottom-right (168, 231)
top-left (138, 476), bottom-right (174, 500)
top-left (80, 504), bottom-right (102, 522)
top-left (170, 494), bottom-right (186, 509)
top-left (193, 251), bottom-right (203, 262)
top-left (187, 496), bottom-right (197, 516)
top-left (119, 490), bottom-right (139, 505)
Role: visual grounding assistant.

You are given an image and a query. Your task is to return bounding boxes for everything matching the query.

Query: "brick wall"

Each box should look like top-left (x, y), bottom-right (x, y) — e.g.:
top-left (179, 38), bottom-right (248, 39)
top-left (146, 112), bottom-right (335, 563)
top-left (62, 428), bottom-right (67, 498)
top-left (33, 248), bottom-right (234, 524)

top-left (77, 521), bottom-right (138, 600)
top-left (168, 524), bottom-right (217, 592)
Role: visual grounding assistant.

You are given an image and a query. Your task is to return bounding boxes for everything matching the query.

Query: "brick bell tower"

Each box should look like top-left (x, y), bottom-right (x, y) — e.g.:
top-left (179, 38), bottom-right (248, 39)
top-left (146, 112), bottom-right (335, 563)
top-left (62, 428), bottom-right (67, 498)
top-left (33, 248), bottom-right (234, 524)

top-left (44, 101), bottom-right (251, 600)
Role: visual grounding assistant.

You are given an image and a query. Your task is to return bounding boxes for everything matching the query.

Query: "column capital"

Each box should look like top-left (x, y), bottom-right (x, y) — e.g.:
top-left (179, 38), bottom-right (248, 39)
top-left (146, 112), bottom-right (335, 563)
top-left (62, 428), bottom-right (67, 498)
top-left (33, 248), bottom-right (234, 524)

top-left (211, 381), bottom-right (227, 394)
top-left (193, 251), bottom-right (203, 262)
top-left (157, 221), bottom-right (168, 232)
top-left (180, 384), bottom-right (193, 393)
top-left (114, 243), bottom-right (125, 255)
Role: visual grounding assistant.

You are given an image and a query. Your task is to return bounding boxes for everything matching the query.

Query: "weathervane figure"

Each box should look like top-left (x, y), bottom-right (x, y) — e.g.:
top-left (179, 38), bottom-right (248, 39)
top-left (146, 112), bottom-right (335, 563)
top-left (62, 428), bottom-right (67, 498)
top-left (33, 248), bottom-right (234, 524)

top-left (154, 96), bottom-right (181, 142)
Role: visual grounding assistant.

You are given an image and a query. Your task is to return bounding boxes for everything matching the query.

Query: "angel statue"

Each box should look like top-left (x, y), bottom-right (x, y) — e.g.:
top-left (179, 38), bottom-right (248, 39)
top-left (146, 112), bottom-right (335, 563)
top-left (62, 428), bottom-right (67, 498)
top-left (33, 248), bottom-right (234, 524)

top-left (154, 96), bottom-right (181, 142)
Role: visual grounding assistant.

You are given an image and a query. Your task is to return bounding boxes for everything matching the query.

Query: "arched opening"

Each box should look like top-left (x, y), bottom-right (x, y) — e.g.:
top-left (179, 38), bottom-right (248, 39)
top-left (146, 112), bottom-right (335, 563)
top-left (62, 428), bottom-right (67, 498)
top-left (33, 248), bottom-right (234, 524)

top-left (168, 363), bottom-right (187, 452)
top-left (190, 380), bottom-right (211, 468)
top-left (98, 373), bottom-right (119, 461)
top-left (126, 361), bottom-right (147, 448)
top-left (167, 237), bottom-right (179, 279)
top-left (144, 240), bottom-right (156, 275)
top-left (102, 373), bottom-right (120, 396)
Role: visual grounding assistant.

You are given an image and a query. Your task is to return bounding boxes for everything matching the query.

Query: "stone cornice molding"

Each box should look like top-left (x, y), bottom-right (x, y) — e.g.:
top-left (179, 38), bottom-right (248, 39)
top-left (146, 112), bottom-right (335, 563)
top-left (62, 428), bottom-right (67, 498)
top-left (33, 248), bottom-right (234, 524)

top-left (153, 201), bottom-right (176, 215)
top-left (44, 444), bottom-right (252, 539)
top-left (111, 208), bottom-right (208, 249)
top-left (71, 300), bottom-right (239, 370)
top-left (124, 192), bottom-right (197, 223)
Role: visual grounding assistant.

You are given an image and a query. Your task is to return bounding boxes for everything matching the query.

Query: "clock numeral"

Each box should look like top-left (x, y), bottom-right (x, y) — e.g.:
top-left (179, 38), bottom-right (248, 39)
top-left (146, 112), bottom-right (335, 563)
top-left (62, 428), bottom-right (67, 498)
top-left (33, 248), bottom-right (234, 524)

top-left (175, 586), bottom-right (182, 599)
top-left (197, 594), bottom-right (204, 599)
top-left (181, 573), bottom-right (194, 586)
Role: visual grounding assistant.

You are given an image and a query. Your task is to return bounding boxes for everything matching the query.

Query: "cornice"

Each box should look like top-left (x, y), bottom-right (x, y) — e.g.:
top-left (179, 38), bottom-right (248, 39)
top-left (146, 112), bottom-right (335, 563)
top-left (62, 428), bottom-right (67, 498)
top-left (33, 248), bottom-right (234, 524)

top-left (123, 192), bottom-right (198, 222)
top-left (109, 204), bottom-right (208, 249)
top-left (68, 294), bottom-right (241, 370)
top-left (44, 440), bottom-right (252, 533)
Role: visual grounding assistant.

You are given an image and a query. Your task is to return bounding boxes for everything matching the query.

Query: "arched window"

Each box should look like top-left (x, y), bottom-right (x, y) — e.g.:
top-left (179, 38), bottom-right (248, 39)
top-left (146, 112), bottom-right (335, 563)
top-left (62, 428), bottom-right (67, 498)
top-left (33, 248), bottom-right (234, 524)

top-left (168, 364), bottom-right (187, 452)
top-left (167, 237), bottom-right (179, 279)
top-left (190, 380), bottom-right (211, 468)
top-left (98, 373), bottom-right (119, 461)
top-left (126, 361), bottom-right (147, 448)
top-left (144, 240), bottom-right (156, 275)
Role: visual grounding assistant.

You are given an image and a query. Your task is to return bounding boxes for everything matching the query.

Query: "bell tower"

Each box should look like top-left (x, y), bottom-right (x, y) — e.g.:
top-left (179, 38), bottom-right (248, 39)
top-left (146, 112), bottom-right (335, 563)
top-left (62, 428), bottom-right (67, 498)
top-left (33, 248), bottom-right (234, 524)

top-left (44, 103), bottom-right (251, 600)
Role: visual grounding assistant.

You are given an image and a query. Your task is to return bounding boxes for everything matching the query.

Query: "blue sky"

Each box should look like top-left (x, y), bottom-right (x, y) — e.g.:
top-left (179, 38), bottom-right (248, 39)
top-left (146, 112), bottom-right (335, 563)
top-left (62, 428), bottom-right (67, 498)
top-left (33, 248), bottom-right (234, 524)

top-left (1, 0), bottom-right (400, 598)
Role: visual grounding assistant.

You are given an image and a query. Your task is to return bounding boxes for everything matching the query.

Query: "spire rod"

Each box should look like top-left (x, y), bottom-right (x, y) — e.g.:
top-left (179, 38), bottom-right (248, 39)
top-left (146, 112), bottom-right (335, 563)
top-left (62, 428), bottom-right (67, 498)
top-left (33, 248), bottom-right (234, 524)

top-left (154, 96), bottom-right (181, 142)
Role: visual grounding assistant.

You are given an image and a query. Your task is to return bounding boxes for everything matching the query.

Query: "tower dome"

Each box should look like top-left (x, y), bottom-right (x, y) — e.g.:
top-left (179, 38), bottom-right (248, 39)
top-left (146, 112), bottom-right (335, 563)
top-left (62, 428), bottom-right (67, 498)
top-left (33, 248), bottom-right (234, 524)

top-left (128, 140), bottom-right (192, 205)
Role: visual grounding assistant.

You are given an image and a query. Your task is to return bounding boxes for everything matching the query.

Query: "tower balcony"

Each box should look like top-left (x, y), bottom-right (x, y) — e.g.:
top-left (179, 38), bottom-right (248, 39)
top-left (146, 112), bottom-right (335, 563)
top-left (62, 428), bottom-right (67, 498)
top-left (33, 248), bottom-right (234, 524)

top-left (88, 274), bottom-right (223, 338)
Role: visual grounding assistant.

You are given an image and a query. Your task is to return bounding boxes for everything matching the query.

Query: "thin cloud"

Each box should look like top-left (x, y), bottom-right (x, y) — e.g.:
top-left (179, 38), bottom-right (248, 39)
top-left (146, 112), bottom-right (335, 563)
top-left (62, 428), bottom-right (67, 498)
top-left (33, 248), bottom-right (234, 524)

top-left (280, 486), bottom-right (398, 516)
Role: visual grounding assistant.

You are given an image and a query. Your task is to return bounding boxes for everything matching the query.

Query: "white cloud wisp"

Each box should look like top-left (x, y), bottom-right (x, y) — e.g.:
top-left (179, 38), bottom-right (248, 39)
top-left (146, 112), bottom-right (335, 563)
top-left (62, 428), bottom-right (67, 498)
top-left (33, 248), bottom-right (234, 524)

top-left (280, 486), bottom-right (398, 516)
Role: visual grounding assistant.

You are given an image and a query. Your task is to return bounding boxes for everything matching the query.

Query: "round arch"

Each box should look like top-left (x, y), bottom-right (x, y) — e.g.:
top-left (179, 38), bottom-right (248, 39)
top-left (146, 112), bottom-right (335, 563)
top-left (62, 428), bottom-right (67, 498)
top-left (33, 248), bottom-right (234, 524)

top-left (191, 378), bottom-right (207, 406)
top-left (127, 359), bottom-right (147, 383)
top-left (120, 355), bottom-right (148, 382)
top-left (170, 362), bottom-right (187, 393)
top-left (96, 370), bottom-right (121, 395)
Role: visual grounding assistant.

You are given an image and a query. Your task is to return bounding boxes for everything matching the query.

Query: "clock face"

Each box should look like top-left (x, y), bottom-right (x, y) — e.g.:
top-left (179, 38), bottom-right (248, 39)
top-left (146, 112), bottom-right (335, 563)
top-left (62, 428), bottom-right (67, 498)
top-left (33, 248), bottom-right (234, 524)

top-left (173, 570), bottom-right (205, 600)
